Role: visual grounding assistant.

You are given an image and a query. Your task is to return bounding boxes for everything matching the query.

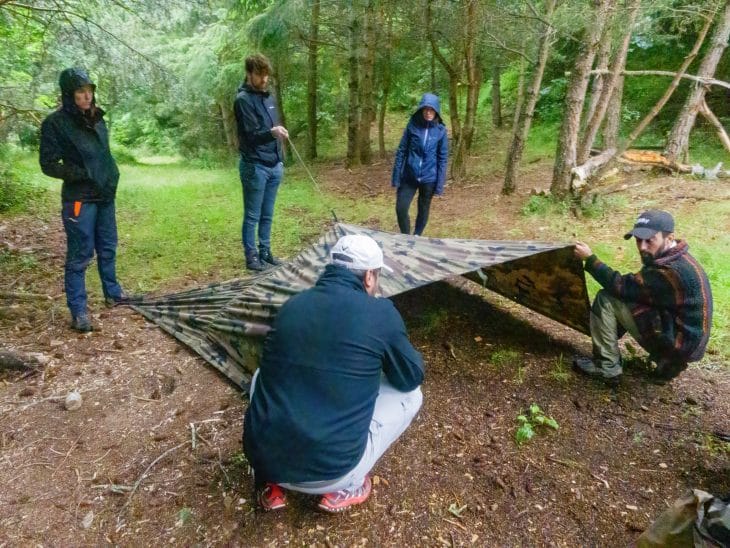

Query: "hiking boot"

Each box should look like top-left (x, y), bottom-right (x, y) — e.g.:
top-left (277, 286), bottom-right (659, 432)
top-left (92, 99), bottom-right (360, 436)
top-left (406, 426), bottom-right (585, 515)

top-left (246, 252), bottom-right (268, 272)
top-left (257, 483), bottom-right (287, 511)
top-left (259, 247), bottom-right (282, 267)
top-left (649, 358), bottom-right (688, 384)
top-left (105, 291), bottom-right (143, 307)
top-left (573, 356), bottom-right (621, 386)
top-left (317, 475), bottom-right (372, 513)
top-left (71, 314), bottom-right (94, 333)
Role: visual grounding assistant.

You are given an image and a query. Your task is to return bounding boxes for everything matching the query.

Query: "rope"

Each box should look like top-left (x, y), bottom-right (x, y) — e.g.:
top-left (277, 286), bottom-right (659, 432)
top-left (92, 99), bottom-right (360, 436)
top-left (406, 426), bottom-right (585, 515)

top-left (286, 136), bottom-right (322, 194)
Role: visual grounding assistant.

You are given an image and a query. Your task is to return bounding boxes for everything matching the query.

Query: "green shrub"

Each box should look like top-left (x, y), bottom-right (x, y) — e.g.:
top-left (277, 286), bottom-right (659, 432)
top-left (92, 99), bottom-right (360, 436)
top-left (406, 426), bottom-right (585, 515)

top-left (0, 146), bottom-right (45, 213)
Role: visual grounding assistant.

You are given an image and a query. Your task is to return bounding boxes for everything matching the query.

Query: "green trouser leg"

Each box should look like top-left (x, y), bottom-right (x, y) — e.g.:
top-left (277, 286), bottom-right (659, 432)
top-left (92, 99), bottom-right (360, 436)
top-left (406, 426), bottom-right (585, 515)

top-left (590, 289), bottom-right (641, 372)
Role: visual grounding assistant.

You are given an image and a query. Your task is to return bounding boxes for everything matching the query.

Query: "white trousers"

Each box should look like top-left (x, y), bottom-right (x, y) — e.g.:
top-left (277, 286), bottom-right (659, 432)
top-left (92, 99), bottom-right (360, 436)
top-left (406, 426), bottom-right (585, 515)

top-left (250, 369), bottom-right (423, 494)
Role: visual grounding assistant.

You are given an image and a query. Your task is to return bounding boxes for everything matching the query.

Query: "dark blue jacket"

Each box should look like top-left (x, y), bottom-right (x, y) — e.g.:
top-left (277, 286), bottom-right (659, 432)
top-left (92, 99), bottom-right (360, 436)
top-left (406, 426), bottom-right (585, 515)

top-left (39, 68), bottom-right (119, 202)
top-left (233, 83), bottom-right (282, 167)
top-left (243, 265), bottom-right (424, 483)
top-left (391, 93), bottom-right (448, 195)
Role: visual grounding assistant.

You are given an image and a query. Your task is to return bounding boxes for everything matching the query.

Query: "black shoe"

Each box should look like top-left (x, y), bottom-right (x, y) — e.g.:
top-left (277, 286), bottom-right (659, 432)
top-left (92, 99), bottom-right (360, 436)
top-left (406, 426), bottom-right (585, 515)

top-left (246, 252), bottom-right (268, 272)
top-left (105, 292), bottom-right (143, 307)
top-left (259, 247), bottom-right (282, 267)
top-left (71, 314), bottom-right (94, 333)
top-left (650, 358), bottom-right (688, 383)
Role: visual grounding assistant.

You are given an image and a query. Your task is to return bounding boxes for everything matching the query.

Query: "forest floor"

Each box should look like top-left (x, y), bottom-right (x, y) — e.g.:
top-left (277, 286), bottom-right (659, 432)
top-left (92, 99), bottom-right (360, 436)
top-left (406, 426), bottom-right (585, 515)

top-left (0, 159), bottom-right (729, 546)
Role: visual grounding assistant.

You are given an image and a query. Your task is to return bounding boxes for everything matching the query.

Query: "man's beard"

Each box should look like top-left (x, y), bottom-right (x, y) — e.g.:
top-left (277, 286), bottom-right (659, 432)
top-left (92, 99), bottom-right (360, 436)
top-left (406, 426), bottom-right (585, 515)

top-left (640, 252), bottom-right (654, 266)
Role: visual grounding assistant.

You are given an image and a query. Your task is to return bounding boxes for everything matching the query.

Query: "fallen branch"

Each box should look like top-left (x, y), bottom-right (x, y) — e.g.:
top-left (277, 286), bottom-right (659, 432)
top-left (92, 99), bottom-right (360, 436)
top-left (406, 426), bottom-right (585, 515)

top-left (118, 440), bottom-right (190, 518)
top-left (0, 291), bottom-right (53, 301)
top-left (698, 99), bottom-right (730, 154)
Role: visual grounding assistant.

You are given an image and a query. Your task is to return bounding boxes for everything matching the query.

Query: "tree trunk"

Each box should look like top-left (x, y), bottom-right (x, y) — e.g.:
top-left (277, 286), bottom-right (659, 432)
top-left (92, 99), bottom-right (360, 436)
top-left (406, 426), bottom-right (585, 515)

top-left (583, 19), bottom-right (613, 128)
top-left (428, 0), bottom-right (464, 180)
top-left (358, 0), bottom-right (376, 165)
top-left (462, 0), bottom-right (480, 152)
top-left (306, 0), bottom-right (320, 160)
top-left (512, 57), bottom-right (527, 135)
top-left (502, 0), bottom-right (556, 195)
top-left (602, 75), bottom-right (623, 149)
top-left (550, 0), bottom-right (614, 197)
top-left (378, 7), bottom-right (393, 159)
top-left (491, 65), bottom-right (502, 128)
top-left (219, 101), bottom-right (237, 150)
top-left (578, 0), bottom-right (641, 164)
top-left (345, 0), bottom-right (361, 168)
top-left (665, 0), bottom-right (730, 161)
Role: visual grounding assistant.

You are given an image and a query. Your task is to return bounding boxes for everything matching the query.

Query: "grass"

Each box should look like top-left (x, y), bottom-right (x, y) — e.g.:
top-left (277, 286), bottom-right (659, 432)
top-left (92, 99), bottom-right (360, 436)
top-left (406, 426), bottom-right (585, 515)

top-left (5, 129), bottom-right (730, 361)
top-left (490, 348), bottom-right (521, 369)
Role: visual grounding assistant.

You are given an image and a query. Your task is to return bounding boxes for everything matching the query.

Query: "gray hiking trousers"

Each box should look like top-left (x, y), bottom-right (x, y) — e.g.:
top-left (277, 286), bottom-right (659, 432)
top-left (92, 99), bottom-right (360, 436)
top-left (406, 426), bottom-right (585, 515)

top-left (250, 369), bottom-right (423, 494)
top-left (590, 289), bottom-right (641, 371)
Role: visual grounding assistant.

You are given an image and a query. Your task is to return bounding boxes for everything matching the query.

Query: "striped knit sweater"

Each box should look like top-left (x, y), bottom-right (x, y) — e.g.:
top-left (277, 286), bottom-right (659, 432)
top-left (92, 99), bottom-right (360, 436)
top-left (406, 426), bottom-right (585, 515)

top-left (585, 240), bottom-right (713, 363)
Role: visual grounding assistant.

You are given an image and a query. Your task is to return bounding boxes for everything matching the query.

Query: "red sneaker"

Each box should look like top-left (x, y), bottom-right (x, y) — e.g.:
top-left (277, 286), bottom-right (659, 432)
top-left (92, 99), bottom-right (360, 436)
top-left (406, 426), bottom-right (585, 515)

top-left (317, 475), bottom-right (372, 513)
top-left (257, 483), bottom-right (287, 511)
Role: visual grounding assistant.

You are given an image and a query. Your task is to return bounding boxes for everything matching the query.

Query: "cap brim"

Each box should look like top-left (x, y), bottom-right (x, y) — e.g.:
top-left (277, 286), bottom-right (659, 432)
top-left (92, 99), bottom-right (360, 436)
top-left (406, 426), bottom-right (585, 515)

top-left (381, 263), bottom-right (393, 273)
top-left (624, 227), bottom-right (658, 240)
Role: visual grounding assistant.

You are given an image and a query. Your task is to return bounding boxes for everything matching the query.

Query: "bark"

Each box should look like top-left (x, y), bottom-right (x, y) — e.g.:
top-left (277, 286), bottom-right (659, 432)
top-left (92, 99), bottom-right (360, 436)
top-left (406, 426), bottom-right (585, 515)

top-left (358, 0), bottom-right (376, 165)
top-left (306, 0), bottom-right (320, 160)
top-left (571, 147), bottom-right (617, 188)
top-left (578, 0), bottom-right (641, 165)
top-left (550, 0), bottom-right (614, 197)
top-left (378, 8), bottom-right (393, 158)
top-left (219, 101), bottom-right (237, 150)
top-left (699, 99), bottom-right (730, 153)
top-left (512, 58), bottom-right (527, 135)
top-left (428, 0), bottom-right (464, 180)
top-left (491, 65), bottom-right (502, 128)
top-left (345, 0), bottom-right (361, 168)
top-left (602, 75), bottom-right (623, 149)
top-left (462, 0), bottom-right (480, 152)
top-left (665, 0), bottom-right (730, 161)
top-left (584, 17), bottom-right (614, 128)
top-left (502, 0), bottom-right (556, 195)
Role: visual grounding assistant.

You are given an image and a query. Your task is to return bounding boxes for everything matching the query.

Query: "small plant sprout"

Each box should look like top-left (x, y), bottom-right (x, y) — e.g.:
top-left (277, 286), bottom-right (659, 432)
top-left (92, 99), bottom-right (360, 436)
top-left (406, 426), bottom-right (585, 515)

top-left (515, 404), bottom-right (559, 446)
top-left (448, 502), bottom-right (467, 518)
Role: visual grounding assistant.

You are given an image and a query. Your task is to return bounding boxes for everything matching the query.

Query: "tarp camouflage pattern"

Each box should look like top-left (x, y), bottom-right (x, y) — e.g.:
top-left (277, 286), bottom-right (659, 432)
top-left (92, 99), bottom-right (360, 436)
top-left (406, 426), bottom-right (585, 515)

top-left (132, 223), bottom-right (590, 388)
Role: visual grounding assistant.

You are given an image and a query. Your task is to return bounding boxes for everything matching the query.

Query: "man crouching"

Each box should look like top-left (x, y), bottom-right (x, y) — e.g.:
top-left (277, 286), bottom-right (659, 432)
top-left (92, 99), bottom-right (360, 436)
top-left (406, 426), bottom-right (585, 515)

top-left (243, 234), bottom-right (424, 512)
top-left (574, 210), bottom-right (713, 385)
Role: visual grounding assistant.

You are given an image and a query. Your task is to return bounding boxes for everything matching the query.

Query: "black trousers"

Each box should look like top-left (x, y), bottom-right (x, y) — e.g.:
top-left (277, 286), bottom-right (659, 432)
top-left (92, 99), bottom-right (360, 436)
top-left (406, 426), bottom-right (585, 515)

top-left (395, 180), bottom-right (436, 236)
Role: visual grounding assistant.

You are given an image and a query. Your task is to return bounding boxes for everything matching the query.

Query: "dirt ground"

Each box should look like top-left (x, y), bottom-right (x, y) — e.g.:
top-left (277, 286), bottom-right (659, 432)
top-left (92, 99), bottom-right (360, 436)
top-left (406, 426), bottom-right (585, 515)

top-left (1, 160), bottom-right (728, 547)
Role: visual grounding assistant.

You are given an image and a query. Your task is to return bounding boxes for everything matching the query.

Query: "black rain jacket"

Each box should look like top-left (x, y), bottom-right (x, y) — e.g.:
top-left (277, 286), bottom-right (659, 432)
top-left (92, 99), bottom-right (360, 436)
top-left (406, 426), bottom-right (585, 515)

top-left (233, 82), bottom-right (282, 167)
top-left (39, 68), bottom-right (119, 202)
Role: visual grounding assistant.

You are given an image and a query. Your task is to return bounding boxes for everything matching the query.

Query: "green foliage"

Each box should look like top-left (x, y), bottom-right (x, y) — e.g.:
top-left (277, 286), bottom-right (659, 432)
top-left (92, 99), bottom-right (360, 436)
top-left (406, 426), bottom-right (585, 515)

top-left (515, 404), bottom-right (559, 446)
top-left (175, 507), bottom-right (193, 526)
top-left (549, 354), bottom-right (571, 384)
top-left (415, 309), bottom-right (450, 337)
top-left (490, 348), bottom-right (521, 369)
top-left (521, 193), bottom-right (626, 219)
top-left (0, 146), bottom-right (46, 213)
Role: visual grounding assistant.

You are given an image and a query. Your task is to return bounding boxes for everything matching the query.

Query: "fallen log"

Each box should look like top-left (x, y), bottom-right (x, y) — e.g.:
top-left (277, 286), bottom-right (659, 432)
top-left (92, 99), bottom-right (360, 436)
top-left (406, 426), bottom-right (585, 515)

top-left (571, 149), bottom-right (728, 190)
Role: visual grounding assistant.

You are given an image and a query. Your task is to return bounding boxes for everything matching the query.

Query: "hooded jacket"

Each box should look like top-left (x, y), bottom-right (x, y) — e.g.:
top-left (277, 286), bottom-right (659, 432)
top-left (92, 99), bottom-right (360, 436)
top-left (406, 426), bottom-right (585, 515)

top-left (243, 264), bottom-right (424, 483)
top-left (39, 68), bottom-right (119, 202)
top-left (391, 93), bottom-right (449, 195)
top-left (233, 82), bottom-right (282, 167)
top-left (585, 240), bottom-right (713, 364)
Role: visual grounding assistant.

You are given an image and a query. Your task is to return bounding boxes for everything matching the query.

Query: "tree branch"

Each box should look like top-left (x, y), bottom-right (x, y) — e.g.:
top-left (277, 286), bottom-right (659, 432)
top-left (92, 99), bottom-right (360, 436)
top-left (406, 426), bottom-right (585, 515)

top-left (590, 69), bottom-right (730, 91)
top-left (484, 31), bottom-right (535, 65)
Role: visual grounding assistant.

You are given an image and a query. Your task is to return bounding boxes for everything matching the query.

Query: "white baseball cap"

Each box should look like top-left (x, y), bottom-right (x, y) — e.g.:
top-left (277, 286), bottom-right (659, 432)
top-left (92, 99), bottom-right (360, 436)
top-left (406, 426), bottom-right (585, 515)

top-left (330, 234), bottom-right (393, 273)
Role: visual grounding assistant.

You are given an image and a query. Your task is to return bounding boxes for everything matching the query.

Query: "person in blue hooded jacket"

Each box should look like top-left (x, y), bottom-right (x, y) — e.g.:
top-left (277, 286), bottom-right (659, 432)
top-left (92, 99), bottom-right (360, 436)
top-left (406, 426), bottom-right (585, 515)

top-left (391, 93), bottom-right (448, 236)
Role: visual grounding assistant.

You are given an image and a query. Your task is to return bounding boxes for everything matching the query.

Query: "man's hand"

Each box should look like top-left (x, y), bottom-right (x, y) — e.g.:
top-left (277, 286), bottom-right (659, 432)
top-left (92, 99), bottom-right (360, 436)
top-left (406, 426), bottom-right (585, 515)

top-left (271, 126), bottom-right (289, 140)
top-left (574, 240), bottom-right (593, 260)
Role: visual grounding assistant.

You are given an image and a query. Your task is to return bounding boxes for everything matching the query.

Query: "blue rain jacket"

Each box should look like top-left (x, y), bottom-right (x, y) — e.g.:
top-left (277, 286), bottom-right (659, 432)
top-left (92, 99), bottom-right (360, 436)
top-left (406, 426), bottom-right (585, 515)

top-left (391, 93), bottom-right (448, 195)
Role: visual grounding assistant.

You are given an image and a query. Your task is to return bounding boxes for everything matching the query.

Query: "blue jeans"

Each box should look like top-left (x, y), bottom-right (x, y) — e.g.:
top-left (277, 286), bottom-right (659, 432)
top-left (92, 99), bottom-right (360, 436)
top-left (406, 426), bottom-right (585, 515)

top-left (62, 200), bottom-right (122, 316)
top-left (240, 159), bottom-right (283, 255)
top-left (395, 180), bottom-right (436, 236)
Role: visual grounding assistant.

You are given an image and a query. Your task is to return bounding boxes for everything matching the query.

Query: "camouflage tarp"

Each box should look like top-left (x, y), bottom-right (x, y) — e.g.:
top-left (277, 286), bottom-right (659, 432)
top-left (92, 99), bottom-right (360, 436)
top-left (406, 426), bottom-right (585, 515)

top-left (132, 223), bottom-right (590, 387)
